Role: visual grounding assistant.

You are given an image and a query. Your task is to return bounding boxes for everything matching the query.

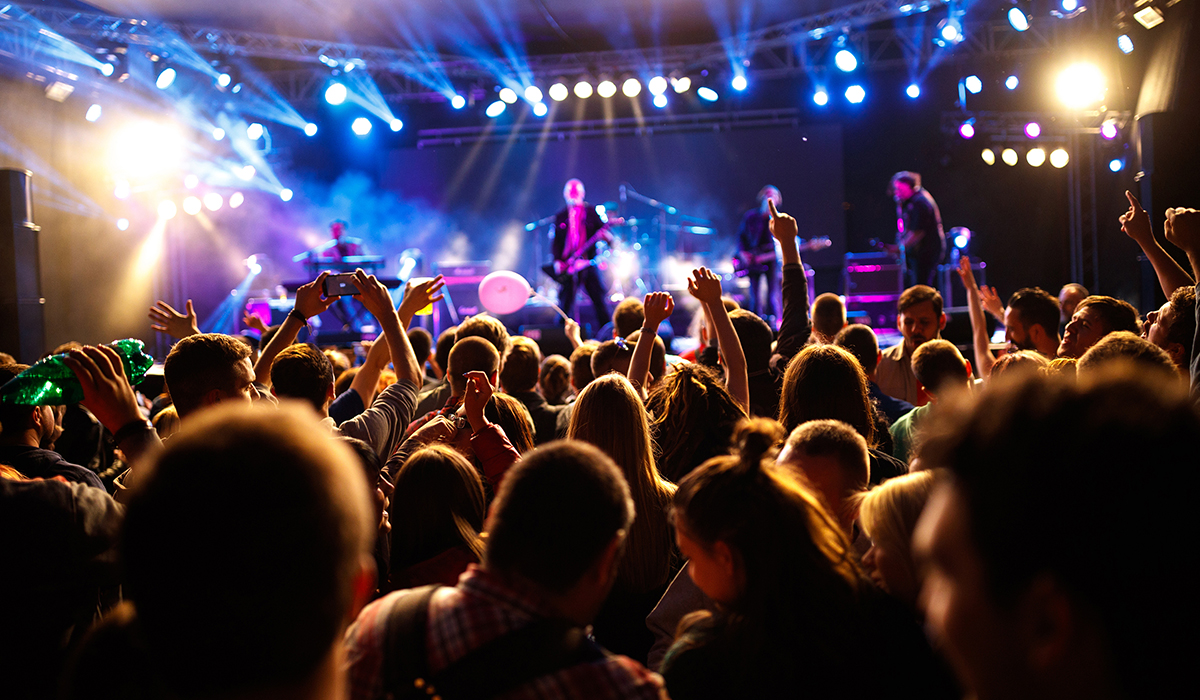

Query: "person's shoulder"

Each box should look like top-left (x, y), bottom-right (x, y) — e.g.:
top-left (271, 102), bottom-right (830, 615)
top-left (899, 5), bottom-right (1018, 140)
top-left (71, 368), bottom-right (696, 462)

top-left (880, 343), bottom-right (905, 361)
top-left (578, 654), bottom-right (665, 698)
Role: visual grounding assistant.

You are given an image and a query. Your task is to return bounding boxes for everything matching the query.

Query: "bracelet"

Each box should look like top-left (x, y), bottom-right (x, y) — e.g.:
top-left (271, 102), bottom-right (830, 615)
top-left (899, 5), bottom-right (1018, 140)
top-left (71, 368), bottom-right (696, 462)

top-left (112, 418), bottom-right (153, 445)
top-left (287, 308), bottom-right (307, 323)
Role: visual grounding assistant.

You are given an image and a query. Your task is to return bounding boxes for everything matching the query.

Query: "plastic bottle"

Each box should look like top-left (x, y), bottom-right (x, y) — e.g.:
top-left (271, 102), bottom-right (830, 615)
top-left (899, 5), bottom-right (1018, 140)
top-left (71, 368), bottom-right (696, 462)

top-left (0, 339), bottom-right (154, 406)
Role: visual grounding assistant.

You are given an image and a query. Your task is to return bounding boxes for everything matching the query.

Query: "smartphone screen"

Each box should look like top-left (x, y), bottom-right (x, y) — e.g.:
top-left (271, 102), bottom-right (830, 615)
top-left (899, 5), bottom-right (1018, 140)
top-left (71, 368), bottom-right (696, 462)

top-left (323, 273), bottom-right (357, 297)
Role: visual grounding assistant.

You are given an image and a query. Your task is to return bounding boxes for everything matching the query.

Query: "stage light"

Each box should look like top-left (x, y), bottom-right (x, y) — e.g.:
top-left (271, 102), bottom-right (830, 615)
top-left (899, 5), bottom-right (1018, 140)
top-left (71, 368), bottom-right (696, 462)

top-left (1002, 148), bottom-right (1018, 166)
top-left (389, 118), bottom-right (403, 132)
top-left (906, 83), bottom-right (920, 99)
top-left (671, 76), bottom-right (691, 93)
top-left (834, 49), bottom-right (858, 72)
top-left (1117, 34), bottom-right (1135, 54)
top-left (623, 78), bottom-right (642, 97)
top-left (183, 196), bottom-right (202, 216)
top-left (952, 227), bottom-right (972, 249)
top-left (1006, 75), bottom-right (1019, 90)
top-left (486, 100), bottom-right (506, 117)
top-left (548, 83), bottom-right (568, 101)
top-left (1027, 148), bottom-right (1046, 167)
top-left (964, 75), bottom-right (983, 94)
top-left (247, 123), bottom-right (264, 140)
top-left (155, 67), bottom-right (176, 90)
top-left (203, 192), bottom-right (223, 211)
top-left (184, 174), bottom-right (199, 189)
top-left (597, 80), bottom-right (617, 98)
top-left (1134, 6), bottom-right (1164, 28)
top-left (524, 85), bottom-right (543, 103)
top-left (232, 84), bottom-right (243, 94)
top-left (114, 180), bottom-right (130, 199)
top-left (653, 93), bottom-right (667, 108)
top-left (1100, 120), bottom-right (1118, 139)
top-left (325, 82), bottom-right (347, 105)
top-left (982, 148), bottom-right (996, 165)
top-left (238, 165), bottom-right (256, 180)
top-left (936, 17), bottom-right (965, 45)
top-left (1050, 148), bottom-right (1070, 168)
top-left (1056, 63), bottom-right (1105, 108)
top-left (1024, 121), bottom-right (1041, 138)
top-left (697, 86), bottom-right (718, 102)
top-left (85, 104), bottom-right (101, 122)
top-left (1109, 158), bottom-right (1124, 172)
top-left (959, 120), bottom-right (976, 139)
top-left (845, 85), bottom-right (866, 103)
top-left (304, 122), bottom-right (318, 136)
top-left (1061, 0), bottom-right (1078, 11)
top-left (1008, 7), bottom-right (1030, 31)
top-left (280, 188), bottom-right (293, 202)
top-left (229, 192), bottom-right (244, 208)
top-left (158, 200), bottom-right (178, 220)
top-left (217, 72), bottom-right (231, 88)
top-left (245, 255), bottom-right (262, 275)
top-left (212, 127), bottom-right (225, 141)
top-left (731, 75), bottom-right (747, 92)
top-left (574, 81), bottom-right (593, 98)
top-left (532, 101), bottom-right (548, 117)
top-left (451, 94), bottom-right (467, 109)
top-left (116, 218), bottom-right (129, 231)
top-left (813, 90), bottom-right (829, 106)
top-left (648, 76), bottom-right (668, 95)
top-left (352, 117), bottom-right (372, 135)
top-left (99, 63), bottom-right (114, 77)
top-left (499, 87), bottom-right (518, 104)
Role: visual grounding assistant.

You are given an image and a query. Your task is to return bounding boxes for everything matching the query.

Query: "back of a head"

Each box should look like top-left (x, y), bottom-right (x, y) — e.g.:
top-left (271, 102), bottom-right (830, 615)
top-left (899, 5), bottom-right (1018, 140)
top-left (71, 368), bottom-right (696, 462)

top-left (485, 440), bottom-right (634, 594)
top-left (989, 350), bottom-right (1049, 383)
top-left (613, 297), bottom-right (646, 338)
top-left (391, 444), bottom-right (486, 573)
top-left (447, 336), bottom-right (501, 394)
top-left (164, 333), bottom-right (251, 419)
top-left (455, 314), bottom-right (512, 359)
top-left (271, 343), bottom-right (335, 413)
top-left (499, 336), bottom-right (542, 394)
top-left (778, 344), bottom-right (874, 443)
top-left (408, 327), bottom-right (434, 366)
top-left (435, 327), bottom-right (458, 375)
top-left (897, 284), bottom-right (943, 317)
top-left (1166, 285), bottom-right (1197, 359)
top-left (626, 329), bottom-right (666, 381)
top-left (833, 324), bottom-right (880, 375)
top-left (783, 419), bottom-right (870, 496)
top-left (911, 339), bottom-right (968, 396)
top-left (729, 309), bottom-right (774, 370)
top-left (1007, 287), bottom-right (1061, 337)
top-left (857, 470), bottom-right (938, 565)
top-left (1077, 295), bottom-right (1141, 335)
top-left (921, 370), bottom-right (1197, 697)
top-left (487, 392), bottom-right (536, 453)
top-left (0, 362), bottom-right (32, 435)
top-left (568, 373), bottom-right (653, 483)
top-left (121, 402), bottom-right (372, 696)
top-left (646, 362), bottom-right (746, 483)
top-left (569, 341), bottom-right (599, 391)
top-left (812, 293), bottom-right (847, 341)
top-left (590, 338), bottom-right (633, 379)
top-left (1077, 331), bottom-right (1177, 379)
top-left (539, 354), bottom-right (571, 403)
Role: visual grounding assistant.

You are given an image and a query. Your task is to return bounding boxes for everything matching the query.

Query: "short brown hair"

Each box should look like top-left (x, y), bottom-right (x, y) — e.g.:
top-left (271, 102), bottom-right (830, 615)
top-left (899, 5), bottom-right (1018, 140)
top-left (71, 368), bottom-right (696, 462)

top-left (164, 334), bottom-right (252, 419)
top-left (911, 339), bottom-right (968, 395)
top-left (1166, 286), bottom-right (1196, 358)
top-left (612, 297), bottom-right (645, 338)
top-left (271, 344), bottom-right (335, 412)
top-left (447, 337), bottom-right (501, 394)
top-left (499, 336), bottom-right (542, 393)
top-left (538, 355), bottom-right (571, 404)
top-left (811, 294), bottom-right (847, 341)
top-left (1076, 295), bottom-right (1140, 335)
top-left (784, 419), bottom-right (870, 493)
top-left (1007, 288), bottom-right (1060, 337)
top-left (729, 309), bottom-right (774, 370)
top-left (455, 314), bottom-right (511, 358)
top-left (1077, 331), bottom-right (1176, 378)
top-left (569, 341), bottom-right (600, 392)
top-left (897, 285), bottom-right (943, 317)
top-left (833, 324), bottom-right (880, 375)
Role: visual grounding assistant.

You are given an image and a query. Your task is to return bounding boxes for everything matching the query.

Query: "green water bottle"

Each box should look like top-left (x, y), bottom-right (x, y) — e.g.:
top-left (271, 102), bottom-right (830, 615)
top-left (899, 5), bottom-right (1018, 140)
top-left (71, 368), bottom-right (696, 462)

top-left (0, 339), bottom-right (154, 406)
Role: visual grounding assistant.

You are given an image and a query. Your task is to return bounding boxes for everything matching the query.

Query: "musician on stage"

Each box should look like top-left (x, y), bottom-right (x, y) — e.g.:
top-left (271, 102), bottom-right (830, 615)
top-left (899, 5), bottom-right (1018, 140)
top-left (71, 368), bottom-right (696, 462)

top-left (889, 171), bottom-right (946, 288)
top-left (737, 185), bottom-right (782, 318)
top-left (551, 179), bottom-right (611, 328)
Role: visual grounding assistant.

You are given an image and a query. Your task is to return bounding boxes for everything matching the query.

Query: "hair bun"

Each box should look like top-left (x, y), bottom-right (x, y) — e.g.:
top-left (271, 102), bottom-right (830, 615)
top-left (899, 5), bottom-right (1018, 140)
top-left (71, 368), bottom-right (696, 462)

top-left (733, 417), bottom-right (785, 467)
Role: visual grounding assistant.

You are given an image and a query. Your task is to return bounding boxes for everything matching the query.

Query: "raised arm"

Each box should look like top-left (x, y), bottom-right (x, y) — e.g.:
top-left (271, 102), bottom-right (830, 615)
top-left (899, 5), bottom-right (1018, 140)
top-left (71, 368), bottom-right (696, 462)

top-left (690, 267), bottom-right (749, 413)
top-left (1122, 191), bottom-right (1195, 297)
top-left (628, 292), bottom-right (674, 395)
top-left (149, 299), bottom-right (200, 339)
top-left (348, 335), bottom-right (390, 407)
top-left (254, 272), bottom-right (334, 387)
top-left (769, 200), bottom-right (812, 359)
top-left (957, 256), bottom-right (996, 378)
top-left (1162, 207), bottom-right (1200, 398)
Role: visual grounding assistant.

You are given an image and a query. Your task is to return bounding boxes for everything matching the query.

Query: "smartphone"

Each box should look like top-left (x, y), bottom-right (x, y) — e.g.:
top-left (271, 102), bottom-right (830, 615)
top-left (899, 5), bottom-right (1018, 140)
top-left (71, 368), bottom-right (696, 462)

top-left (323, 273), bottom-right (357, 297)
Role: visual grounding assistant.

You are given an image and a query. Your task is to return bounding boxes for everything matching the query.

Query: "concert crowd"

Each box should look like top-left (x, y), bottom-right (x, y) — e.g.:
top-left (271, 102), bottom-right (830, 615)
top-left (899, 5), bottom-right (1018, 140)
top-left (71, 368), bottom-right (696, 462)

top-left (1, 194), bottom-right (1197, 700)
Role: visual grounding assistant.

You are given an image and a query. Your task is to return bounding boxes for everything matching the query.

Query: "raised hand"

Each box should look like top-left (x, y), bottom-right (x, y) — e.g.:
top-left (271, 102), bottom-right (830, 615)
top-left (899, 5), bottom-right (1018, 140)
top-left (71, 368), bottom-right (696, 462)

top-left (148, 299), bottom-right (199, 339)
top-left (293, 272), bottom-right (335, 319)
top-left (62, 345), bottom-right (144, 433)
top-left (687, 267), bottom-right (724, 307)
top-left (564, 318), bottom-right (583, 348)
top-left (399, 275), bottom-right (446, 321)
top-left (242, 312), bottom-right (268, 333)
top-left (1120, 191), bottom-right (1154, 247)
top-left (979, 285), bottom-right (1004, 321)
top-left (956, 255), bottom-right (979, 291)
top-left (351, 269), bottom-right (399, 322)
top-left (462, 370), bottom-right (495, 433)
top-left (642, 291), bottom-right (675, 330)
top-left (768, 199), bottom-right (798, 242)
top-left (1165, 206), bottom-right (1200, 256)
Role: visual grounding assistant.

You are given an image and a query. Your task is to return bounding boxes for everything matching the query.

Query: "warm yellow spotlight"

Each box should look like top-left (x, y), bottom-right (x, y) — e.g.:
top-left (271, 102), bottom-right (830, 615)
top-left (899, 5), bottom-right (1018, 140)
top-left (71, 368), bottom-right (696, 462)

top-left (1026, 148), bottom-right (1046, 167)
top-left (1001, 148), bottom-right (1019, 166)
top-left (982, 148), bottom-right (996, 165)
top-left (1050, 148), bottom-right (1070, 168)
top-left (1056, 63), bottom-right (1106, 109)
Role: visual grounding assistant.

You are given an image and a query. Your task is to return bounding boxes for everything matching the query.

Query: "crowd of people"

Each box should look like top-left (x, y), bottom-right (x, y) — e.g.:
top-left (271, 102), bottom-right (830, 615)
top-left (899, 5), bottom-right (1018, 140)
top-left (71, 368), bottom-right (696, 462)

top-left (2, 195), bottom-right (1198, 700)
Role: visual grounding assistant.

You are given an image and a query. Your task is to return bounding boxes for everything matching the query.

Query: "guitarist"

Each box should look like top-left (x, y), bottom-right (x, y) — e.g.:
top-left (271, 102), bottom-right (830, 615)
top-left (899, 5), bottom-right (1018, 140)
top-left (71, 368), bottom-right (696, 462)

top-left (737, 185), bottom-right (783, 318)
top-left (552, 179), bottom-right (612, 329)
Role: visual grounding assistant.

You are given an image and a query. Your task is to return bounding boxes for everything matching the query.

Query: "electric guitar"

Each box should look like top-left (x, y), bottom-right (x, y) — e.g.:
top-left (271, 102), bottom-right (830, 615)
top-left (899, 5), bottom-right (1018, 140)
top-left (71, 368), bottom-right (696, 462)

top-left (732, 237), bottom-right (832, 277)
top-left (542, 219), bottom-right (623, 285)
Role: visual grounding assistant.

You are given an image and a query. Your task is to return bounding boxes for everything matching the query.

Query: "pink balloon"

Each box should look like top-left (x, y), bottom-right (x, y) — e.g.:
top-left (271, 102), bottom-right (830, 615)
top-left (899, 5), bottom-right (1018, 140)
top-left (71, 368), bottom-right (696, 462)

top-left (478, 271), bottom-right (531, 315)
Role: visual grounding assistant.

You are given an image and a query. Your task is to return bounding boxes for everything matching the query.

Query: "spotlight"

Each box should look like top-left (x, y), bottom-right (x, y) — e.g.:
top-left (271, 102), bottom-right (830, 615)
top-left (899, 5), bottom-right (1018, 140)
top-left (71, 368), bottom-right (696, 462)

top-left (936, 17), bottom-right (965, 45)
top-left (906, 83), bottom-right (920, 99)
top-left (834, 48), bottom-right (858, 72)
top-left (1061, 0), bottom-right (1079, 11)
top-left (622, 78), bottom-right (642, 97)
top-left (238, 165), bottom-right (256, 181)
top-left (952, 227), bottom-right (972, 249)
top-left (212, 127), bottom-right (225, 141)
top-left (116, 218), bottom-right (129, 231)
top-left (158, 200), bottom-right (178, 219)
top-left (247, 123), bottom-right (264, 140)
top-left (1008, 7), bottom-right (1030, 31)
top-left (1006, 75), bottom-right (1019, 90)
top-left (532, 101), bottom-right (548, 117)
top-left (1117, 34), bottom-right (1135, 54)
top-left (524, 85), bottom-right (543, 103)
top-left (486, 100), bottom-right (506, 118)
top-left (1109, 158), bottom-right (1124, 172)
top-left (813, 90), bottom-right (829, 106)
top-left (155, 66), bottom-right (176, 90)
top-left (217, 72), bottom-right (231, 88)
top-left (183, 196), bottom-right (202, 216)
top-left (229, 192), bottom-right (245, 209)
top-left (499, 87), bottom-right (518, 104)
top-left (653, 93), bottom-right (667, 108)
top-left (245, 255), bottom-right (262, 275)
top-left (1027, 148), bottom-right (1046, 167)
top-left (232, 84), bottom-right (243, 94)
top-left (325, 82), bottom-right (347, 105)
top-left (451, 94), bottom-right (467, 109)
top-left (574, 80), bottom-right (593, 98)
top-left (597, 80), bottom-right (617, 98)
top-left (982, 148), bottom-right (996, 165)
top-left (1001, 148), bottom-right (1018, 166)
top-left (1024, 122), bottom-right (1041, 138)
top-left (203, 192), bottom-right (223, 211)
top-left (1056, 63), bottom-right (1106, 108)
top-left (731, 75), bottom-right (748, 92)
top-left (85, 104), bottom-right (102, 122)
top-left (114, 180), bottom-right (130, 199)
top-left (184, 174), bottom-right (199, 189)
top-left (548, 83), bottom-right (568, 102)
top-left (671, 76), bottom-right (691, 93)
top-left (959, 120), bottom-right (976, 139)
top-left (304, 122), bottom-right (318, 136)
top-left (1134, 6), bottom-right (1164, 28)
top-left (845, 85), bottom-right (866, 104)
top-left (1100, 120), bottom-right (1118, 139)
top-left (352, 117), bottom-right (372, 135)
top-left (697, 86), bottom-right (718, 102)
top-left (964, 75), bottom-right (983, 94)
top-left (648, 76), bottom-right (668, 95)
top-left (99, 63), bottom-right (114, 77)
top-left (1050, 148), bottom-right (1070, 168)
top-left (389, 118), bottom-right (403, 132)
top-left (280, 188), bottom-right (293, 202)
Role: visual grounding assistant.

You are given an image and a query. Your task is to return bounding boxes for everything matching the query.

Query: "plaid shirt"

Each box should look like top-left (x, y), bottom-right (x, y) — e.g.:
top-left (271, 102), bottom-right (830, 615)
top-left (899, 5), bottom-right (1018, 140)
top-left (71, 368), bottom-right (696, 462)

top-left (345, 565), bottom-right (665, 700)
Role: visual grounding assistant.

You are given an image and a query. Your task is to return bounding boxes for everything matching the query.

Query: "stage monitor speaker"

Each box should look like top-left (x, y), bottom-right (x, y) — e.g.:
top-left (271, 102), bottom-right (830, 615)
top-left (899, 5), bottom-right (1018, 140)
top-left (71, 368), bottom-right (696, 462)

top-left (433, 260), bottom-right (491, 334)
top-left (0, 169), bottom-right (45, 363)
